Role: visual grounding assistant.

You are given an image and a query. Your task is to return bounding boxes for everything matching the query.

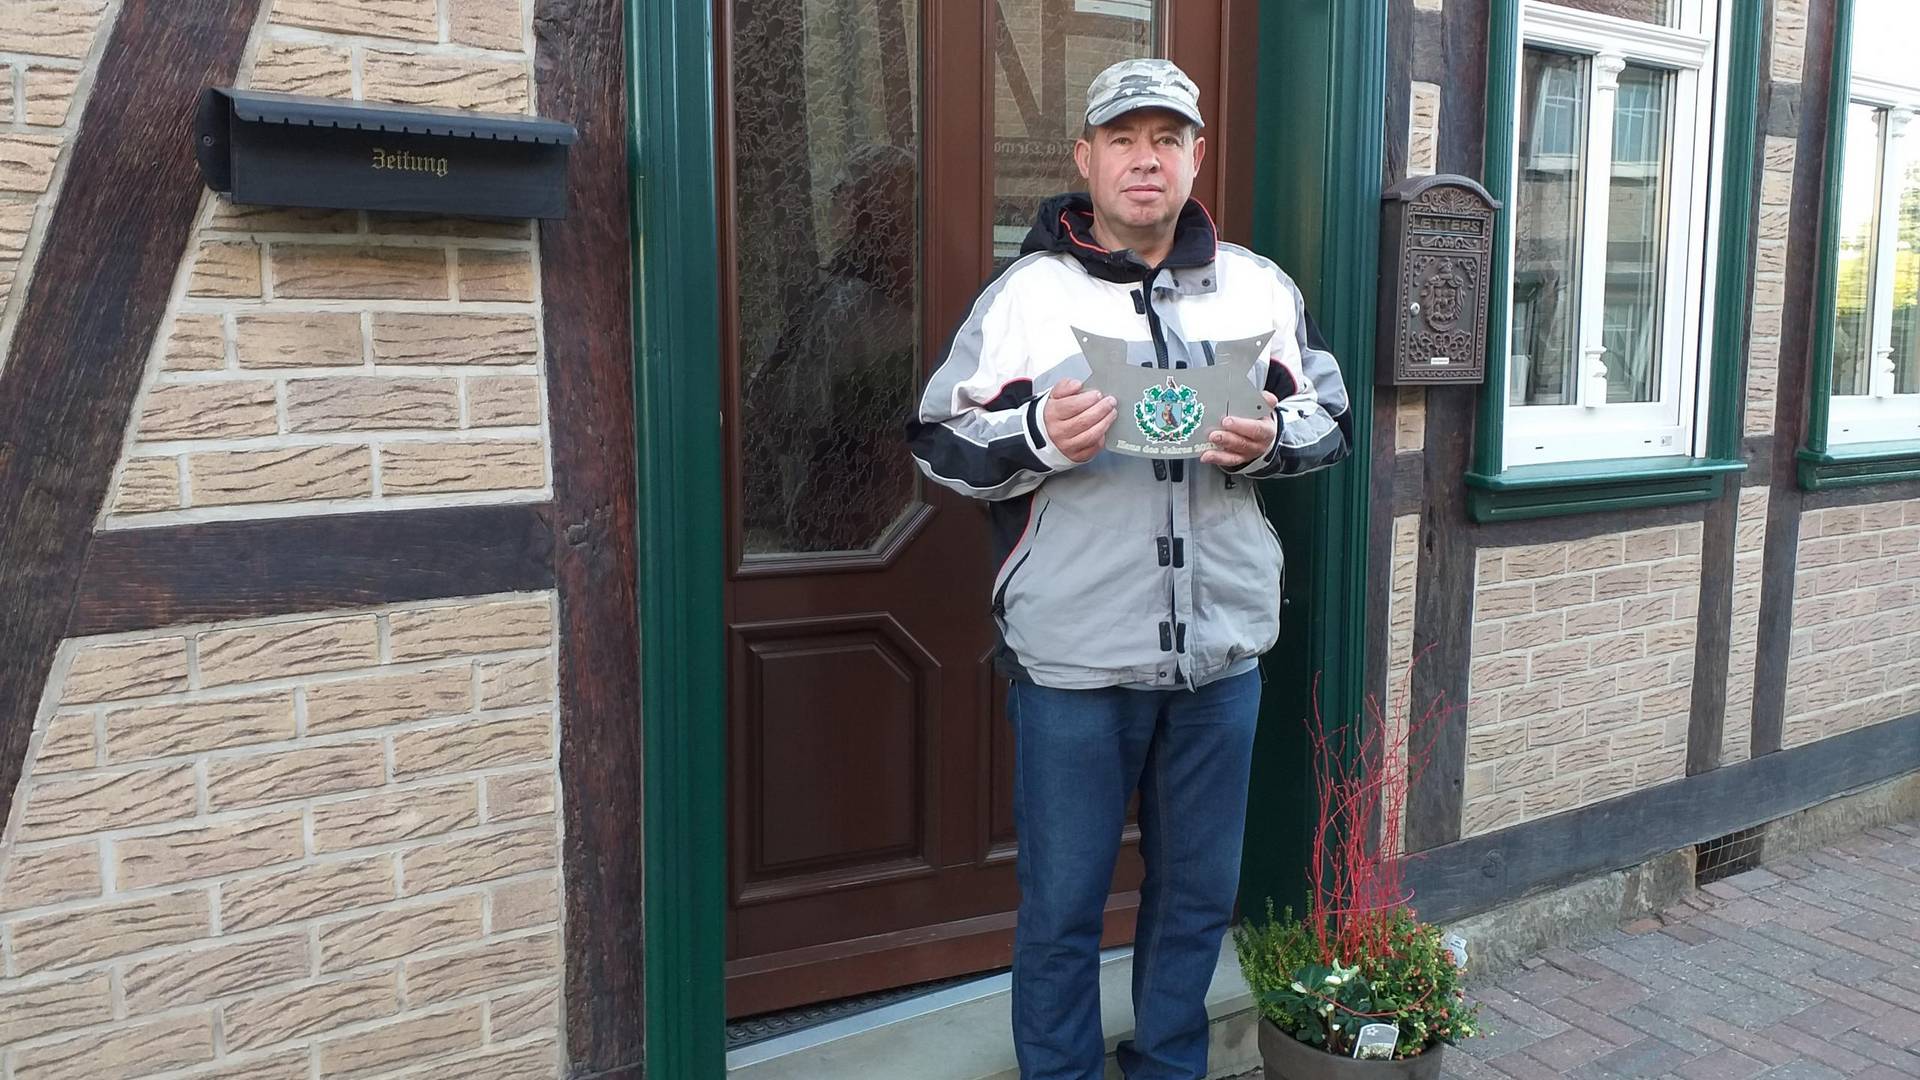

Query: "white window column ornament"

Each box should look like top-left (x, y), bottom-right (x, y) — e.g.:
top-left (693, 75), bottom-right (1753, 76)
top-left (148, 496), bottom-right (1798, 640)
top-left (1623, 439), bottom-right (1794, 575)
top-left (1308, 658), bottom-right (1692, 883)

top-left (1577, 52), bottom-right (1628, 409)
top-left (1869, 106), bottom-right (1913, 398)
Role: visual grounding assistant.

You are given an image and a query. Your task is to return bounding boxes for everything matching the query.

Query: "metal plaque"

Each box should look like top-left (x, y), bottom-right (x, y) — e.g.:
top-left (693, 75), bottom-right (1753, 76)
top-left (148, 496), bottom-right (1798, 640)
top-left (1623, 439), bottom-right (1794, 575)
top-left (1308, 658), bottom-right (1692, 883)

top-left (1075, 327), bottom-right (1273, 459)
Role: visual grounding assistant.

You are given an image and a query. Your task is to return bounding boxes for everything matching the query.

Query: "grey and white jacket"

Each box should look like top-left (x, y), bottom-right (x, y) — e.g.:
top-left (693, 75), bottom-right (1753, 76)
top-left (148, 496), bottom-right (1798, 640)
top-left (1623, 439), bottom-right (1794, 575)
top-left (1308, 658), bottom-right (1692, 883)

top-left (907, 194), bottom-right (1351, 690)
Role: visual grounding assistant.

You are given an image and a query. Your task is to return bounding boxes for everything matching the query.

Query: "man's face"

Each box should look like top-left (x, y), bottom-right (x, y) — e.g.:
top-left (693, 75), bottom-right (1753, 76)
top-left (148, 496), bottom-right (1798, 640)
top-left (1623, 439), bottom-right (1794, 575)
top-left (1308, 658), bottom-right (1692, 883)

top-left (1074, 109), bottom-right (1206, 234)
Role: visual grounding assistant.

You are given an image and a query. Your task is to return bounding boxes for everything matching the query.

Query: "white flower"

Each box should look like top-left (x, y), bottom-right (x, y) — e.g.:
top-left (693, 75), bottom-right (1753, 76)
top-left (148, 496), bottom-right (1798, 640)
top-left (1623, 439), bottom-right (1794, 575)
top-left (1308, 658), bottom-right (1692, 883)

top-left (1290, 981), bottom-right (1308, 994)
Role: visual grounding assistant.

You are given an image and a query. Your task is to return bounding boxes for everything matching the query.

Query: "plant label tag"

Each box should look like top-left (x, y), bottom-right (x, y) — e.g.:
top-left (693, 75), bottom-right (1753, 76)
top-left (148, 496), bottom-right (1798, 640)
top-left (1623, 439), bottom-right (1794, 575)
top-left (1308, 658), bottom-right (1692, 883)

top-left (1074, 327), bottom-right (1274, 459)
top-left (1354, 1023), bottom-right (1400, 1059)
top-left (1442, 933), bottom-right (1469, 971)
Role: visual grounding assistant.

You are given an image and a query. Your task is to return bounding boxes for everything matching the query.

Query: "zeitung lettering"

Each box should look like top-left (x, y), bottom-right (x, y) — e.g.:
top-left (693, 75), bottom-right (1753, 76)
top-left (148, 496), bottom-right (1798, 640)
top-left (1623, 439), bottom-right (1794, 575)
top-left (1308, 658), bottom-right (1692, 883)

top-left (371, 147), bottom-right (450, 177)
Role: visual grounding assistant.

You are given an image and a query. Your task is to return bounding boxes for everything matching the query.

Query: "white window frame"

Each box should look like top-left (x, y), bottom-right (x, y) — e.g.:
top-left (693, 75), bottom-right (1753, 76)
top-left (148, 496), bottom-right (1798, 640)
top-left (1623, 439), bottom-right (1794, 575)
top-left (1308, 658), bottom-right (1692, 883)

top-left (1501, 0), bottom-right (1726, 468)
top-left (1829, 70), bottom-right (1920, 445)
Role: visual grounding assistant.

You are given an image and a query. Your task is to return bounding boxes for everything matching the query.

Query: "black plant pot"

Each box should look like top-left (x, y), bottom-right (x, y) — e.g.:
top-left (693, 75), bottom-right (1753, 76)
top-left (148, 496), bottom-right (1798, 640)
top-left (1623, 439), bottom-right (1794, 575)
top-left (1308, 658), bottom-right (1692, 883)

top-left (1257, 1018), bottom-right (1446, 1079)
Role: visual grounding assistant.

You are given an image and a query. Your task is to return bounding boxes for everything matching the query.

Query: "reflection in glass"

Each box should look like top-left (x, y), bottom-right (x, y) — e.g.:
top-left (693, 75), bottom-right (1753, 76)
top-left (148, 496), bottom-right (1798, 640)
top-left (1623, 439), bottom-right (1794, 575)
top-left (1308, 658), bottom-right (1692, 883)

top-left (1600, 64), bottom-right (1672, 404)
top-left (1511, 48), bottom-right (1587, 407)
top-left (1832, 104), bottom-right (1883, 398)
top-left (731, 0), bottom-right (922, 556)
top-left (1894, 157), bottom-right (1920, 395)
top-left (990, 0), bottom-right (1159, 265)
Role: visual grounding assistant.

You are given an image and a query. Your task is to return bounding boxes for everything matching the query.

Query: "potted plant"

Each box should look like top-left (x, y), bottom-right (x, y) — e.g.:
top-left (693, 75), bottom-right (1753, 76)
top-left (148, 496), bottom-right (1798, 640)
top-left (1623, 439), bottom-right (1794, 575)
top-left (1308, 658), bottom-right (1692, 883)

top-left (1233, 671), bottom-right (1484, 1077)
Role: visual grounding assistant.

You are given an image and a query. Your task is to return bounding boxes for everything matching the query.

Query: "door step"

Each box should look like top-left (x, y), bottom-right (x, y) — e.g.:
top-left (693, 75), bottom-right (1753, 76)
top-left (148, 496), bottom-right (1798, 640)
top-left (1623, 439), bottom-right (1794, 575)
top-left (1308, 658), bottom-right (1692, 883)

top-left (725, 941), bottom-right (1260, 1080)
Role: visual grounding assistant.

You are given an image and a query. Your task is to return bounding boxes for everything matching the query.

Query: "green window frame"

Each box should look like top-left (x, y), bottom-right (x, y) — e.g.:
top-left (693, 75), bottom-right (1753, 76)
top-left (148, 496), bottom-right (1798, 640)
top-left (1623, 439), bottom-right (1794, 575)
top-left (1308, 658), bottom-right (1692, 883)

top-left (1798, 0), bottom-right (1920, 489)
top-left (1467, 0), bottom-right (1762, 522)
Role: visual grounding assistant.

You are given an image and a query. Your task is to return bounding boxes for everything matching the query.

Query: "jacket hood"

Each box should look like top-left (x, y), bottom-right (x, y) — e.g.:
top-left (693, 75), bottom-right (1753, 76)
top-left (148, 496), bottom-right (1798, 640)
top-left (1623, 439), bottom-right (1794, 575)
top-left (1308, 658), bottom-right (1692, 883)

top-left (1020, 193), bottom-right (1218, 283)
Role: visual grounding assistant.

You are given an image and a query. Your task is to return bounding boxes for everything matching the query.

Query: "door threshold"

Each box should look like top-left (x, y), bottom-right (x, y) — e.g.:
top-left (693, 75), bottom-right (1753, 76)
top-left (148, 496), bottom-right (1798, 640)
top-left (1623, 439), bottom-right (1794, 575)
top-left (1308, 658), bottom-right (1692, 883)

top-left (724, 941), bottom-right (1259, 1079)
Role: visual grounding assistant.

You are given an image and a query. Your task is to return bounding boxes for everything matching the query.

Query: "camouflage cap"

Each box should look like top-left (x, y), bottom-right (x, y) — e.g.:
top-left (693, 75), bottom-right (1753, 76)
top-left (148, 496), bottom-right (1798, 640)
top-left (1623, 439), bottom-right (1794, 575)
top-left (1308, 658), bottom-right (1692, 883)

top-left (1084, 58), bottom-right (1204, 130)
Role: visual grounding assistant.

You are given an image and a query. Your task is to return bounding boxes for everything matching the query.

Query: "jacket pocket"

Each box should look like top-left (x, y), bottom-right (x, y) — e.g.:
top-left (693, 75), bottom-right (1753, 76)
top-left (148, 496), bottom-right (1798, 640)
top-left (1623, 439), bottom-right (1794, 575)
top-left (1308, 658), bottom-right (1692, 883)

top-left (993, 497), bottom-right (1049, 616)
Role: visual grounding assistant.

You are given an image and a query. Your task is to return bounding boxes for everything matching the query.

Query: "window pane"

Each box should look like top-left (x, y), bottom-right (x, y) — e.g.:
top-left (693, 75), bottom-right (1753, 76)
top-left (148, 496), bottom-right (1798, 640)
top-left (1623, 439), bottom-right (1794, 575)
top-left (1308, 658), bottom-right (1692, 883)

top-left (731, 0), bottom-right (923, 556)
top-left (1832, 104), bottom-right (1883, 399)
top-left (1543, 0), bottom-right (1675, 28)
top-left (1601, 65), bottom-right (1673, 404)
top-left (1894, 154), bottom-right (1920, 395)
top-left (991, 0), bottom-right (1159, 265)
top-left (1853, 0), bottom-right (1920, 85)
top-left (1511, 48), bottom-right (1587, 407)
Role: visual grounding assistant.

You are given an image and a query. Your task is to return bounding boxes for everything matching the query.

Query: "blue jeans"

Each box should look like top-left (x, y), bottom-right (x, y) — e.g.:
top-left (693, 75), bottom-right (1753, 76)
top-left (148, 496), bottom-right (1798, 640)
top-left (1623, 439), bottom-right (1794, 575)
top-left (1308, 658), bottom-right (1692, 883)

top-left (1007, 669), bottom-right (1261, 1080)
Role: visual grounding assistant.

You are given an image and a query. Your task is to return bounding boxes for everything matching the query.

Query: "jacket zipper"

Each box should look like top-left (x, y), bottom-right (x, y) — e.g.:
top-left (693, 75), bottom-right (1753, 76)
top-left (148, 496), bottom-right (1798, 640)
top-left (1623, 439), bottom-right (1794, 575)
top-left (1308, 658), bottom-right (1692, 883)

top-left (1142, 273), bottom-right (1183, 676)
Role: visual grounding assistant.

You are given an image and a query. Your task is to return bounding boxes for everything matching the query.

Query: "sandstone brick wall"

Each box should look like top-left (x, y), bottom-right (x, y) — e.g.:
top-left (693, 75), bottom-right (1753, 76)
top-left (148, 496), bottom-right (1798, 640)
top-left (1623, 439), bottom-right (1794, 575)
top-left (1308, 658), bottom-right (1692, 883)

top-left (1746, 0), bottom-right (1809, 437)
top-left (1783, 499), bottom-right (1920, 748)
top-left (1395, 387), bottom-right (1425, 453)
top-left (1382, 514), bottom-right (1420, 845)
top-left (100, 0), bottom-right (548, 525)
top-left (0, 0), bottom-right (116, 364)
top-left (0, 594), bottom-right (563, 1079)
top-left (1387, 514), bottom-right (1421, 708)
top-left (1407, 80), bottom-right (1438, 179)
top-left (1721, 486), bottom-right (1769, 765)
top-left (1462, 525), bottom-right (1703, 836)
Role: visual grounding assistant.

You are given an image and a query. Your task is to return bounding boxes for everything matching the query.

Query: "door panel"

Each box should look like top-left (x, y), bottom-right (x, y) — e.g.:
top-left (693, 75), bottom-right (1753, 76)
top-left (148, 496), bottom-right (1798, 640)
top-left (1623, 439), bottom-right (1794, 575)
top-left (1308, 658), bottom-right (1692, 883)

top-left (719, 0), bottom-right (1254, 1017)
top-left (732, 615), bottom-right (938, 897)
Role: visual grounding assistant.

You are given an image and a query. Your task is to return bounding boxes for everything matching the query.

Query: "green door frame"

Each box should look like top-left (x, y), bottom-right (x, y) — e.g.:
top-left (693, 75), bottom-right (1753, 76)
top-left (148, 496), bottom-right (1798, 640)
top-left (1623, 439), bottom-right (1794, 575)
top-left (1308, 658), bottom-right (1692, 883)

top-left (630, 0), bottom-right (726, 1075)
top-left (627, 0), bottom-right (1385, 1072)
top-left (1237, 0), bottom-right (1385, 916)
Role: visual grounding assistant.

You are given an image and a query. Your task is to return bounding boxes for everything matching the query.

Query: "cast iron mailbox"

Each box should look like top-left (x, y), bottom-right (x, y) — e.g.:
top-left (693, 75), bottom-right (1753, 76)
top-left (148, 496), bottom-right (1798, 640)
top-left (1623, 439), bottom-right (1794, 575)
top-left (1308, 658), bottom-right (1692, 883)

top-left (195, 88), bottom-right (578, 219)
top-left (1376, 174), bottom-right (1500, 385)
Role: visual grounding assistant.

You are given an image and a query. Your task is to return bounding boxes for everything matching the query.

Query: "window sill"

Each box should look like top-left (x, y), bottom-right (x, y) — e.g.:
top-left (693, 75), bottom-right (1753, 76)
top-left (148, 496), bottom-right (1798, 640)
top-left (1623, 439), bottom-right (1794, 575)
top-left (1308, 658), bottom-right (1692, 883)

top-left (1465, 456), bottom-right (1747, 523)
top-left (1797, 442), bottom-right (1920, 490)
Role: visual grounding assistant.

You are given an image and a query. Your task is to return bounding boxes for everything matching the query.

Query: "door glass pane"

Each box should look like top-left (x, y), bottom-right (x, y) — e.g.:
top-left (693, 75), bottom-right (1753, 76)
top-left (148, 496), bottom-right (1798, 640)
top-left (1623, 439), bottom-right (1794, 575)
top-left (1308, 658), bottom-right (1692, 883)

top-left (731, 0), bottom-right (922, 557)
top-left (1893, 150), bottom-right (1920, 395)
top-left (1546, 0), bottom-right (1675, 28)
top-left (990, 0), bottom-right (1160, 265)
top-left (1600, 64), bottom-right (1673, 404)
top-left (1510, 48), bottom-right (1587, 407)
top-left (1832, 104), bottom-right (1883, 399)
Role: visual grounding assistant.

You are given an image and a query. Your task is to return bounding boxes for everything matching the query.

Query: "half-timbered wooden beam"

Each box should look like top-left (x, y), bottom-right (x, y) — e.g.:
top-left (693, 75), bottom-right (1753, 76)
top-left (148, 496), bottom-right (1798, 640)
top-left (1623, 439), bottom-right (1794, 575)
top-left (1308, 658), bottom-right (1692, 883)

top-left (1405, 712), bottom-right (1920, 922)
top-left (0, 0), bottom-right (263, 830)
top-left (1752, 0), bottom-right (1843, 758)
top-left (67, 504), bottom-right (556, 637)
top-left (533, 0), bottom-right (647, 1072)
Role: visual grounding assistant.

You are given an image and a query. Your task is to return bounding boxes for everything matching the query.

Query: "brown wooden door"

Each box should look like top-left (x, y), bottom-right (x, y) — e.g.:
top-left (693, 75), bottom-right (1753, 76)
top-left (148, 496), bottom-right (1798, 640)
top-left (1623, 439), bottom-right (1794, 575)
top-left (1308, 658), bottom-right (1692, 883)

top-left (717, 0), bottom-right (1258, 1017)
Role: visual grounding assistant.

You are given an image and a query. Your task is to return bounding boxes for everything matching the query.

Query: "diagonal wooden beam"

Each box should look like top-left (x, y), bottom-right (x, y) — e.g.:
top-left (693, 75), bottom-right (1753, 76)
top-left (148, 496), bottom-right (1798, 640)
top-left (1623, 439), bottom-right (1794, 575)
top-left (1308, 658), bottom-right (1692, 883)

top-left (0, 0), bottom-right (264, 825)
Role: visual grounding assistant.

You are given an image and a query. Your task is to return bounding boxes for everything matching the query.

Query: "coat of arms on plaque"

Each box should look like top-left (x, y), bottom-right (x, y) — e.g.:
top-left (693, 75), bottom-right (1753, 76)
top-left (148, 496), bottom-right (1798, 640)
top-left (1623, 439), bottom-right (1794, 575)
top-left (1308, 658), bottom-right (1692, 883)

top-left (1072, 327), bottom-right (1275, 459)
top-left (1133, 377), bottom-right (1205, 443)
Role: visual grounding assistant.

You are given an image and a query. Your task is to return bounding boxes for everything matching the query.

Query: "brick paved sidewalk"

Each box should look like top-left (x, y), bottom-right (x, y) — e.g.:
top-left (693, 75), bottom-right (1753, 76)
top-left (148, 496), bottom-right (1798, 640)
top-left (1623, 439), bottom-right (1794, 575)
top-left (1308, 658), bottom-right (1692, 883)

top-left (1230, 820), bottom-right (1920, 1079)
top-left (1445, 821), bottom-right (1920, 1079)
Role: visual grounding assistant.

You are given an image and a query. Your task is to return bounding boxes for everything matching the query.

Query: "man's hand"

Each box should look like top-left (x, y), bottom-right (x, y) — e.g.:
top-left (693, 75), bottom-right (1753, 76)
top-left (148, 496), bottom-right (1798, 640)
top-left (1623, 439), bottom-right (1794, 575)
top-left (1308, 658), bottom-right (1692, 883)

top-left (1043, 378), bottom-right (1117, 464)
top-left (1199, 391), bottom-right (1281, 469)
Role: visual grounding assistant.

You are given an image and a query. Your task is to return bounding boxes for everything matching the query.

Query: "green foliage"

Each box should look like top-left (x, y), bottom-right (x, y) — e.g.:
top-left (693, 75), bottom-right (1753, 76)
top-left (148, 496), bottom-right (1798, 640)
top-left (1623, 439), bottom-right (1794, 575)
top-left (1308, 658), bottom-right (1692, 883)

top-left (1233, 900), bottom-right (1485, 1060)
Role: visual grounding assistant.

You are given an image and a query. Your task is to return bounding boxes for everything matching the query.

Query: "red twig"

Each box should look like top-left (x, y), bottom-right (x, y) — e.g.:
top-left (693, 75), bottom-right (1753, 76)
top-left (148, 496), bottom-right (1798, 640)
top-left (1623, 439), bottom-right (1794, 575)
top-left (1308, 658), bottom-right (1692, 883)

top-left (1300, 650), bottom-right (1451, 967)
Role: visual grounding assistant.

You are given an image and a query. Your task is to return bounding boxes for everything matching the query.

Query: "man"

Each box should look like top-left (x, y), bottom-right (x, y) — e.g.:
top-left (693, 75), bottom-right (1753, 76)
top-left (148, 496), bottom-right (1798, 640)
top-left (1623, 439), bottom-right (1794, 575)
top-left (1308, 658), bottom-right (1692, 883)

top-left (906, 59), bottom-right (1351, 1080)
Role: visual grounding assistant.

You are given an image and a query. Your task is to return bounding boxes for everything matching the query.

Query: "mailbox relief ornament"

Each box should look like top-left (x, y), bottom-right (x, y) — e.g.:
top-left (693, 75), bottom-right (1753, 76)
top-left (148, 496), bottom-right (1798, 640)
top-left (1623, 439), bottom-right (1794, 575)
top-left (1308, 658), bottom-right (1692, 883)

top-left (1421, 258), bottom-right (1464, 332)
